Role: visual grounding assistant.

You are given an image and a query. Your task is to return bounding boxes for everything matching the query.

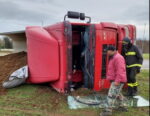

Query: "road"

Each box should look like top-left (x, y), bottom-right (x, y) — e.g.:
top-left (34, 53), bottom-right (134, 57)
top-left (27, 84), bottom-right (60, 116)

top-left (142, 59), bottom-right (149, 70)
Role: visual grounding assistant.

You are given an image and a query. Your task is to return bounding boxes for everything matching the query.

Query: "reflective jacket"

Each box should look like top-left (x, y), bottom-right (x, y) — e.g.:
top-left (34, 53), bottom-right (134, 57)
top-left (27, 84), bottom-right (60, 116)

top-left (122, 44), bottom-right (143, 68)
top-left (107, 52), bottom-right (127, 83)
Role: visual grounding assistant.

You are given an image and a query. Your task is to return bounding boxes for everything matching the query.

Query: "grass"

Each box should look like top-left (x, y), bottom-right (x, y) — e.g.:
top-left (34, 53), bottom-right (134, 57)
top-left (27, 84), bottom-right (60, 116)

top-left (143, 53), bottom-right (149, 59)
top-left (0, 70), bottom-right (149, 116)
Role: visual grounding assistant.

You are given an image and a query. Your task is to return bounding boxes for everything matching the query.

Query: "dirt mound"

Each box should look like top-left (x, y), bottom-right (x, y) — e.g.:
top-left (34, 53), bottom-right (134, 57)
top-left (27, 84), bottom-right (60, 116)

top-left (0, 51), bottom-right (27, 94)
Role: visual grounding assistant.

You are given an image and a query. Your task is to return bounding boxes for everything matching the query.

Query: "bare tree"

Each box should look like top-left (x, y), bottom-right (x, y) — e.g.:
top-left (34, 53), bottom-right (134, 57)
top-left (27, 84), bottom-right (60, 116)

top-left (3, 37), bottom-right (13, 49)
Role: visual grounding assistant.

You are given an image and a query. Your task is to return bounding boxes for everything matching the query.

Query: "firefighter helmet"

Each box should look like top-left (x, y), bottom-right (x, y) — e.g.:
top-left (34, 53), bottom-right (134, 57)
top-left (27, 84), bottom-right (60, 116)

top-left (122, 37), bottom-right (131, 45)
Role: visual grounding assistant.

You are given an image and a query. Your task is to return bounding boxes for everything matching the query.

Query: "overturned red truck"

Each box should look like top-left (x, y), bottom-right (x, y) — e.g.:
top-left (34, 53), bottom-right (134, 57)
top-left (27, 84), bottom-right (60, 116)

top-left (25, 11), bottom-right (136, 93)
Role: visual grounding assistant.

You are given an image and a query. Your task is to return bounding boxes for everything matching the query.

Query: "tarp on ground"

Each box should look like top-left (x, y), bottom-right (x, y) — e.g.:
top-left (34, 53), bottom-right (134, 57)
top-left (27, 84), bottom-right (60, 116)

top-left (2, 66), bottom-right (28, 89)
top-left (68, 94), bottom-right (149, 109)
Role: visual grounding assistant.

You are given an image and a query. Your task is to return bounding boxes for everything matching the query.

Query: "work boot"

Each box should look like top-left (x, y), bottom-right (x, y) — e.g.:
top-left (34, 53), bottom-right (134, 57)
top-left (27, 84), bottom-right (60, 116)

top-left (132, 92), bottom-right (137, 96)
top-left (125, 87), bottom-right (134, 96)
top-left (100, 111), bottom-right (112, 116)
top-left (133, 86), bottom-right (138, 96)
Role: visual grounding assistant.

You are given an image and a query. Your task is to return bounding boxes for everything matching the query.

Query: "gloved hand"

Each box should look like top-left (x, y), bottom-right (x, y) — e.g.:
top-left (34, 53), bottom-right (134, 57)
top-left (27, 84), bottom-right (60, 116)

top-left (136, 67), bottom-right (141, 74)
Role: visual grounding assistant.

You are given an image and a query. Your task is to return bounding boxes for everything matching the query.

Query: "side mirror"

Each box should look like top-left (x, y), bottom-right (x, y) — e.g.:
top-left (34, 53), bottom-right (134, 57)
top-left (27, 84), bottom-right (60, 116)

top-left (64, 11), bottom-right (91, 23)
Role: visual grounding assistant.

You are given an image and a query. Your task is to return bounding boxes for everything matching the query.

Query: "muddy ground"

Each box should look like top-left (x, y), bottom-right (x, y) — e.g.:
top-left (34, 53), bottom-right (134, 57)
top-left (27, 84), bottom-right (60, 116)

top-left (0, 51), bottom-right (27, 94)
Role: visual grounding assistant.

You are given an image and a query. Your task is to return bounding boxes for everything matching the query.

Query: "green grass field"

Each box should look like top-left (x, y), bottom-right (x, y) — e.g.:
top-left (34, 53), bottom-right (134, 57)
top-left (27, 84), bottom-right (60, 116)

top-left (143, 53), bottom-right (149, 59)
top-left (0, 70), bottom-right (149, 116)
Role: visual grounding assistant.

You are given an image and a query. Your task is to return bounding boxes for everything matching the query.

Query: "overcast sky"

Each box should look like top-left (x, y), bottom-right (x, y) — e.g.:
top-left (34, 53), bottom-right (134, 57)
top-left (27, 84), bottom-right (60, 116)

top-left (0, 0), bottom-right (149, 39)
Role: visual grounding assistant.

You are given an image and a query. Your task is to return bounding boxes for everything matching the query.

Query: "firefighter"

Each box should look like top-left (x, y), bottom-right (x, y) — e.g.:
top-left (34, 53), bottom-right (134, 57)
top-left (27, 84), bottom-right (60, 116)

top-left (100, 45), bottom-right (128, 116)
top-left (122, 37), bottom-right (143, 96)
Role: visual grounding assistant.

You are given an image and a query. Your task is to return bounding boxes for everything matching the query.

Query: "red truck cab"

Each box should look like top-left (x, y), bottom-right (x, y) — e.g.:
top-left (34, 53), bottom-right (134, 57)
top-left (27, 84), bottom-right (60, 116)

top-left (26, 11), bottom-right (136, 93)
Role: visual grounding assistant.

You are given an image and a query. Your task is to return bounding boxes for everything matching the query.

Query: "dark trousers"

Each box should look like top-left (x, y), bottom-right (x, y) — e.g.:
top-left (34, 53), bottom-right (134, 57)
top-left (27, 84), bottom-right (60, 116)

top-left (126, 67), bottom-right (138, 94)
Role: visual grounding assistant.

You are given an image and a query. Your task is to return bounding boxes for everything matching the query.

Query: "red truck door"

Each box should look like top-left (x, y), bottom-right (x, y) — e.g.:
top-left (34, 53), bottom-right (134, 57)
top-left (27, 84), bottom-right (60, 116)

top-left (94, 22), bottom-right (118, 91)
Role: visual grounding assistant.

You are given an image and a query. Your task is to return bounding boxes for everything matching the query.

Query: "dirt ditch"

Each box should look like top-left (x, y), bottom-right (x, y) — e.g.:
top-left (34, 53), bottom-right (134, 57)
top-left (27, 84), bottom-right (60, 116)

top-left (0, 51), bottom-right (27, 95)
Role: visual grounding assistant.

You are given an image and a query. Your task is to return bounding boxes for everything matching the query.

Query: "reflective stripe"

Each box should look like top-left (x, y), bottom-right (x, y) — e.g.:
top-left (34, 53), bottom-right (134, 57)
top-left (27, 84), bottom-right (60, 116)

top-left (127, 64), bottom-right (142, 68)
top-left (125, 52), bottom-right (136, 56)
top-left (127, 82), bottom-right (139, 87)
top-left (133, 82), bottom-right (139, 86)
top-left (127, 83), bottom-right (134, 87)
top-left (122, 41), bottom-right (128, 44)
